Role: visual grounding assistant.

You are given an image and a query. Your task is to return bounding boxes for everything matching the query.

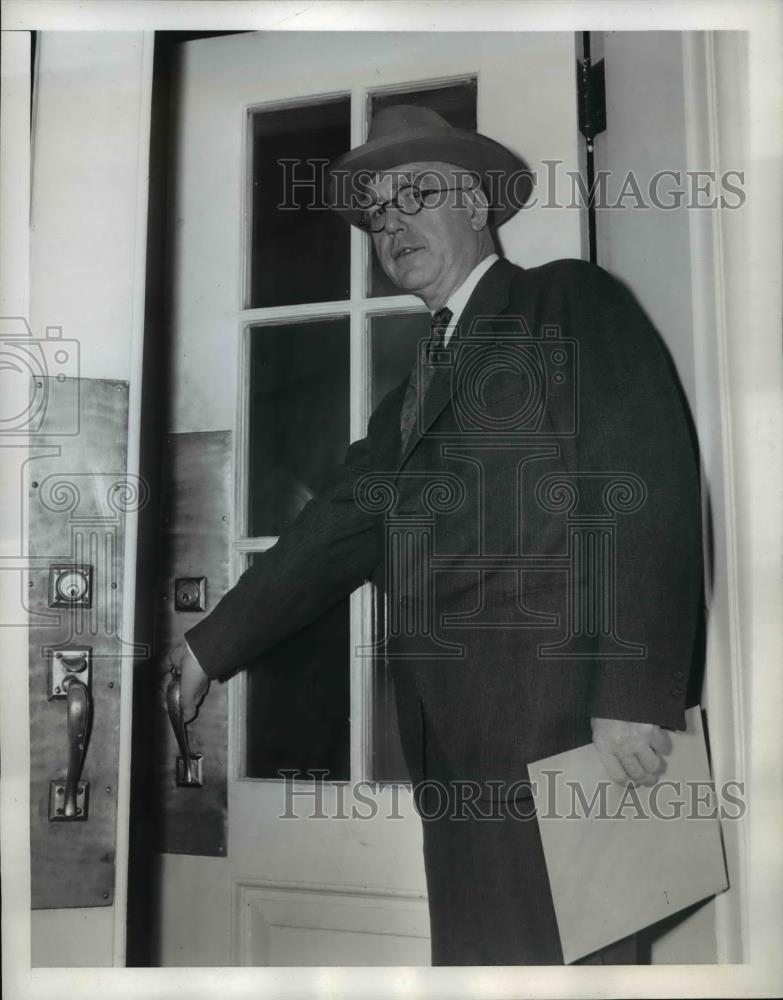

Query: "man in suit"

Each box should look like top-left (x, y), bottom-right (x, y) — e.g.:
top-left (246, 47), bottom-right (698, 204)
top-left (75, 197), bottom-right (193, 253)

top-left (169, 106), bottom-right (703, 965)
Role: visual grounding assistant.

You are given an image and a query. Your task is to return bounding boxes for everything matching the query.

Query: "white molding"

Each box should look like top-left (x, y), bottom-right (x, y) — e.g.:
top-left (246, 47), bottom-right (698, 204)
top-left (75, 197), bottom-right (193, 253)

top-left (230, 877), bottom-right (429, 967)
top-left (231, 95), bottom-right (254, 788)
top-left (237, 295), bottom-right (424, 326)
top-left (0, 26), bottom-right (33, 979)
top-left (112, 30), bottom-right (155, 968)
top-left (349, 88), bottom-right (370, 782)
top-left (234, 536), bottom-right (278, 553)
top-left (681, 30), bottom-right (748, 963)
top-left (235, 260), bottom-right (252, 545)
top-left (229, 323), bottom-right (251, 784)
top-left (240, 101), bottom-right (254, 311)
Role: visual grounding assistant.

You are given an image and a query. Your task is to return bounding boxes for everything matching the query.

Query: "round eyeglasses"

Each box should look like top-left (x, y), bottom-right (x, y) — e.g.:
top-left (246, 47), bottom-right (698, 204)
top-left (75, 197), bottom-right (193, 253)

top-left (358, 184), bottom-right (463, 233)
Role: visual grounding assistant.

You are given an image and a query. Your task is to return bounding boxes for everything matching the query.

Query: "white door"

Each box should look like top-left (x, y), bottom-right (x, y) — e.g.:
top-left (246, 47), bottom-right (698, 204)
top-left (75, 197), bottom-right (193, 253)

top-left (152, 29), bottom-right (583, 967)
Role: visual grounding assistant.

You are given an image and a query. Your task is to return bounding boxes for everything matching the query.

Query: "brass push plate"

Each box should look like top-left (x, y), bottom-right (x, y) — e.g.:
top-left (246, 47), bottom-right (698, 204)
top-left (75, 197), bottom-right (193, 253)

top-left (174, 576), bottom-right (207, 612)
top-left (155, 432), bottom-right (228, 857)
top-left (29, 379), bottom-right (128, 907)
top-left (48, 564), bottom-right (93, 608)
top-left (49, 780), bottom-right (89, 821)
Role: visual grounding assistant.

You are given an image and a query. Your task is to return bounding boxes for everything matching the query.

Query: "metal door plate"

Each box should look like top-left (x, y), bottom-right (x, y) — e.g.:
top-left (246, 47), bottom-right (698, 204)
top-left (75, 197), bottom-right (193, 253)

top-left (29, 378), bottom-right (128, 907)
top-left (154, 431), bottom-right (229, 856)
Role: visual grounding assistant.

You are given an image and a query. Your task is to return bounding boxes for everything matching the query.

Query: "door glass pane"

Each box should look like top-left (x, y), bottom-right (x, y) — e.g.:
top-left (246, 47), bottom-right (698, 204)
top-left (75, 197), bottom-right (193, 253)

top-left (367, 80), bottom-right (478, 299)
top-left (250, 97), bottom-right (350, 308)
top-left (369, 311), bottom-right (431, 409)
top-left (368, 311), bottom-right (430, 782)
top-left (245, 552), bottom-right (350, 782)
top-left (371, 578), bottom-right (408, 784)
top-left (248, 317), bottom-right (349, 537)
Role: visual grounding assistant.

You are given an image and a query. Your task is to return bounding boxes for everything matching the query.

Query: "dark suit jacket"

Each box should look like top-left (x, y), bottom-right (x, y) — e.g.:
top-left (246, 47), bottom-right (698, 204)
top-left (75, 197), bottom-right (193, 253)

top-left (187, 258), bottom-right (703, 797)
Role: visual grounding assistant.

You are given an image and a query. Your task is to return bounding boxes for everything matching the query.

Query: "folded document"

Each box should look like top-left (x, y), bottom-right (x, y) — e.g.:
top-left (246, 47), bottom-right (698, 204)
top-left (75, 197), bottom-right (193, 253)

top-left (529, 707), bottom-right (729, 963)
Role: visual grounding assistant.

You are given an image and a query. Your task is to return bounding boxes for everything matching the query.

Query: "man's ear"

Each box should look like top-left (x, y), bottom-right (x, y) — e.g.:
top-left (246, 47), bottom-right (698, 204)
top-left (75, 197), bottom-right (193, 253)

top-left (465, 184), bottom-right (490, 232)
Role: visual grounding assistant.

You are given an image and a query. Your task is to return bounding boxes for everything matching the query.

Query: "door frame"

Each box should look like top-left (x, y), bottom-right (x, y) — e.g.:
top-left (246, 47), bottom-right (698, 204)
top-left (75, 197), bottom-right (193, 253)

top-left (681, 29), bottom-right (750, 963)
top-left (111, 31), bottom-right (155, 966)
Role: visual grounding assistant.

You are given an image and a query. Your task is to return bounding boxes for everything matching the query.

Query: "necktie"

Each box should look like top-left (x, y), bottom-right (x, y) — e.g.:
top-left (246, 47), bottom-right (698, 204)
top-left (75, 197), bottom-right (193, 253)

top-left (399, 307), bottom-right (453, 454)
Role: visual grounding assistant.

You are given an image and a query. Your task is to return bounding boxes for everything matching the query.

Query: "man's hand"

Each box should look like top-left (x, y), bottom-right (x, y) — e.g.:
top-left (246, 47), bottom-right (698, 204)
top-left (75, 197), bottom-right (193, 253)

top-left (591, 717), bottom-right (672, 786)
top-left (167, 641), bottom-right (210, 724)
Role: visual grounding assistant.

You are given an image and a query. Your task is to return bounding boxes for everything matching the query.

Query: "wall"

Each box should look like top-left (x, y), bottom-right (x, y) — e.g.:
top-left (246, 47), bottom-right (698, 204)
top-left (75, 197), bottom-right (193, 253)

top-left (595, 30), bottom-right (716, 964)
top-left (29, 30), bottom-right (151, 967)
top-left (595, 30), bottom-right (752, 964)
top-left (595, 31), bottom-right (696, 407)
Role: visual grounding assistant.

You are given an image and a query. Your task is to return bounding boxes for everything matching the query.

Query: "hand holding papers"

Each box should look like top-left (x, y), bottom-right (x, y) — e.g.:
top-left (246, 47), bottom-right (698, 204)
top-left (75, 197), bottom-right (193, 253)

top-left (529, 707), bottom-right (730, 964)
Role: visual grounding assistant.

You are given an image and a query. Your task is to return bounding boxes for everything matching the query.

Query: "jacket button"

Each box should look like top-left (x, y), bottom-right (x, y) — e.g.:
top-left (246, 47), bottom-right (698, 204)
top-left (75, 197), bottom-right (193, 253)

top-left (672, 669), bottom-right (684, 680)
top-left (670, 686), bottom-right (683, 697)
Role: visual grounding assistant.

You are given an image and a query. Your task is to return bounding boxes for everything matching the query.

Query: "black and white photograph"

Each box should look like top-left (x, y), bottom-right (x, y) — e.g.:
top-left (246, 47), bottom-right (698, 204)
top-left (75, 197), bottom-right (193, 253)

top-left (0, 2), bottom-right (781, 998)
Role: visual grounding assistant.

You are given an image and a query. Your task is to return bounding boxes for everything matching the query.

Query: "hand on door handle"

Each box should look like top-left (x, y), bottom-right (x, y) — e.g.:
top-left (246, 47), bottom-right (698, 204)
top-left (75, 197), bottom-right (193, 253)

top-left (168, 641), bottom-right (210, 723)
top-left (166, 673), bottom-right (204, 787)
top-left (62, 675), bottom-right (91, 819)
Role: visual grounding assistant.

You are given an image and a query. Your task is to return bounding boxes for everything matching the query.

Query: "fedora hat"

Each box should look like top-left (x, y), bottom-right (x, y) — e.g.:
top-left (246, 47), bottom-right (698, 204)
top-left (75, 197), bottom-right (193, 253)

top-left (328, 104), bottom-right (533, 229)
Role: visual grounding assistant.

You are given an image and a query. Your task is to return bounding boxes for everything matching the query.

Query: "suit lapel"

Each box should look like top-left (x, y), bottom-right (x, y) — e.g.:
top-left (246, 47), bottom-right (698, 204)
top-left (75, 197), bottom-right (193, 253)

top-left (396, 258), bottom-right (521, 472)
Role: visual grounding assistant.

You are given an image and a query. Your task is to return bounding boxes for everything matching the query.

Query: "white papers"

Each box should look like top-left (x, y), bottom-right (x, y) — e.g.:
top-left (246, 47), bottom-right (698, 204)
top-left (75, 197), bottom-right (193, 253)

top-left (529, 707), bottom-right (729, 963)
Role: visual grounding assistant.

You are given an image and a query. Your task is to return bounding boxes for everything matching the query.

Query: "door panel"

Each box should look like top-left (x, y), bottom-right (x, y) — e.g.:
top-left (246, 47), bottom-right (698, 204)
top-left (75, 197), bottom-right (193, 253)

top-left (148, 29), bottom-right (583, 966)
top-left (233, 883), bottom-right (430, 966)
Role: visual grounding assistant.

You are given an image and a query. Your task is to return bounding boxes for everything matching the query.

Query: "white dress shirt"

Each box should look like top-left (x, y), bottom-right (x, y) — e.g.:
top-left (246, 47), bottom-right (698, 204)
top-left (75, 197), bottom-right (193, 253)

top-left (439, 253), bottom-right (499, 345)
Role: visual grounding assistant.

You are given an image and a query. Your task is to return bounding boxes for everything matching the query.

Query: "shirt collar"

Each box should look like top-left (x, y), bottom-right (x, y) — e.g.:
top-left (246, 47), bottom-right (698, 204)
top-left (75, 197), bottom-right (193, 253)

top-left (438, 254), bottom-right (499, 341)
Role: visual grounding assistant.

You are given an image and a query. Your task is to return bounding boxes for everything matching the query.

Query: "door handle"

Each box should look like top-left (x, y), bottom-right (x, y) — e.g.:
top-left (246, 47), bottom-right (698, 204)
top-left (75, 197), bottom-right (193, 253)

top-left (165, 674), bottom-right (204, 787)
top-left (63, 677), bottom-right (91, 817)
top-left (49, 674), bottom-right (92, 821)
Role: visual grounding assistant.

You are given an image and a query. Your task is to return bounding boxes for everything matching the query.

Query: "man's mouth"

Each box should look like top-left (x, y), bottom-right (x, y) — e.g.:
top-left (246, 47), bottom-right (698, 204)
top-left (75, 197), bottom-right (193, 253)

top-left (392, 246), bottom-right (422, 261)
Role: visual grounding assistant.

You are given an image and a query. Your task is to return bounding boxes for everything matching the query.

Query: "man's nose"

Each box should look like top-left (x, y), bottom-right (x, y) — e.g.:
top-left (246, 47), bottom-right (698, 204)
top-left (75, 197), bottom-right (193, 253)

top-left (382, 205), bottom-right (406, 234)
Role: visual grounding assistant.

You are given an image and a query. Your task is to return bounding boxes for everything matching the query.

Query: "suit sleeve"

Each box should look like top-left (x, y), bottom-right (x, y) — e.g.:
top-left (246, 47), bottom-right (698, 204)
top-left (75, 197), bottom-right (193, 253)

top-left (185, 426), bottom-right (382, 682)
top-left (563, 263), bottom-right (703, 730)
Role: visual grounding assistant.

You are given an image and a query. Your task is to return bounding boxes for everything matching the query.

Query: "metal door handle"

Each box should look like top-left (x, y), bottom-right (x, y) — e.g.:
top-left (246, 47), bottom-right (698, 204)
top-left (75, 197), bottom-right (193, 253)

top-left (63, 677), bottom-right (91, 817)
top-left (165, 675), bottom-right (204, 787)
top-left (49, 674), bottom-right (92, 821)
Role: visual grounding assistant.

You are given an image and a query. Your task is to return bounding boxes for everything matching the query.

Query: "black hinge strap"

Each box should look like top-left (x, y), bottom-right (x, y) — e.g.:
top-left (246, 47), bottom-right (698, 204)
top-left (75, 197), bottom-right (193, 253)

top-left (576, 33), bottom-right (607, 263)
top-left (577, 55), bottom-right (607, 147)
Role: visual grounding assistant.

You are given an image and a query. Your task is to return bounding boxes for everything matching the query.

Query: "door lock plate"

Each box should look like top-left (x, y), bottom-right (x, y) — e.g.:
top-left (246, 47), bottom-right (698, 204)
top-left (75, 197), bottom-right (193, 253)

top-left (174, 576), bottom-right (207, 612)
top-left (48, 564), bottom-right (93, 608)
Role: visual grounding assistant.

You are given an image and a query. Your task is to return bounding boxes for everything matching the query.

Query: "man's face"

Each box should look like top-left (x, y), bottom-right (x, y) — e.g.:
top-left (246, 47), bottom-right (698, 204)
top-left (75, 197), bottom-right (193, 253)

top-left (365, 161), bottom-right (486, 309)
